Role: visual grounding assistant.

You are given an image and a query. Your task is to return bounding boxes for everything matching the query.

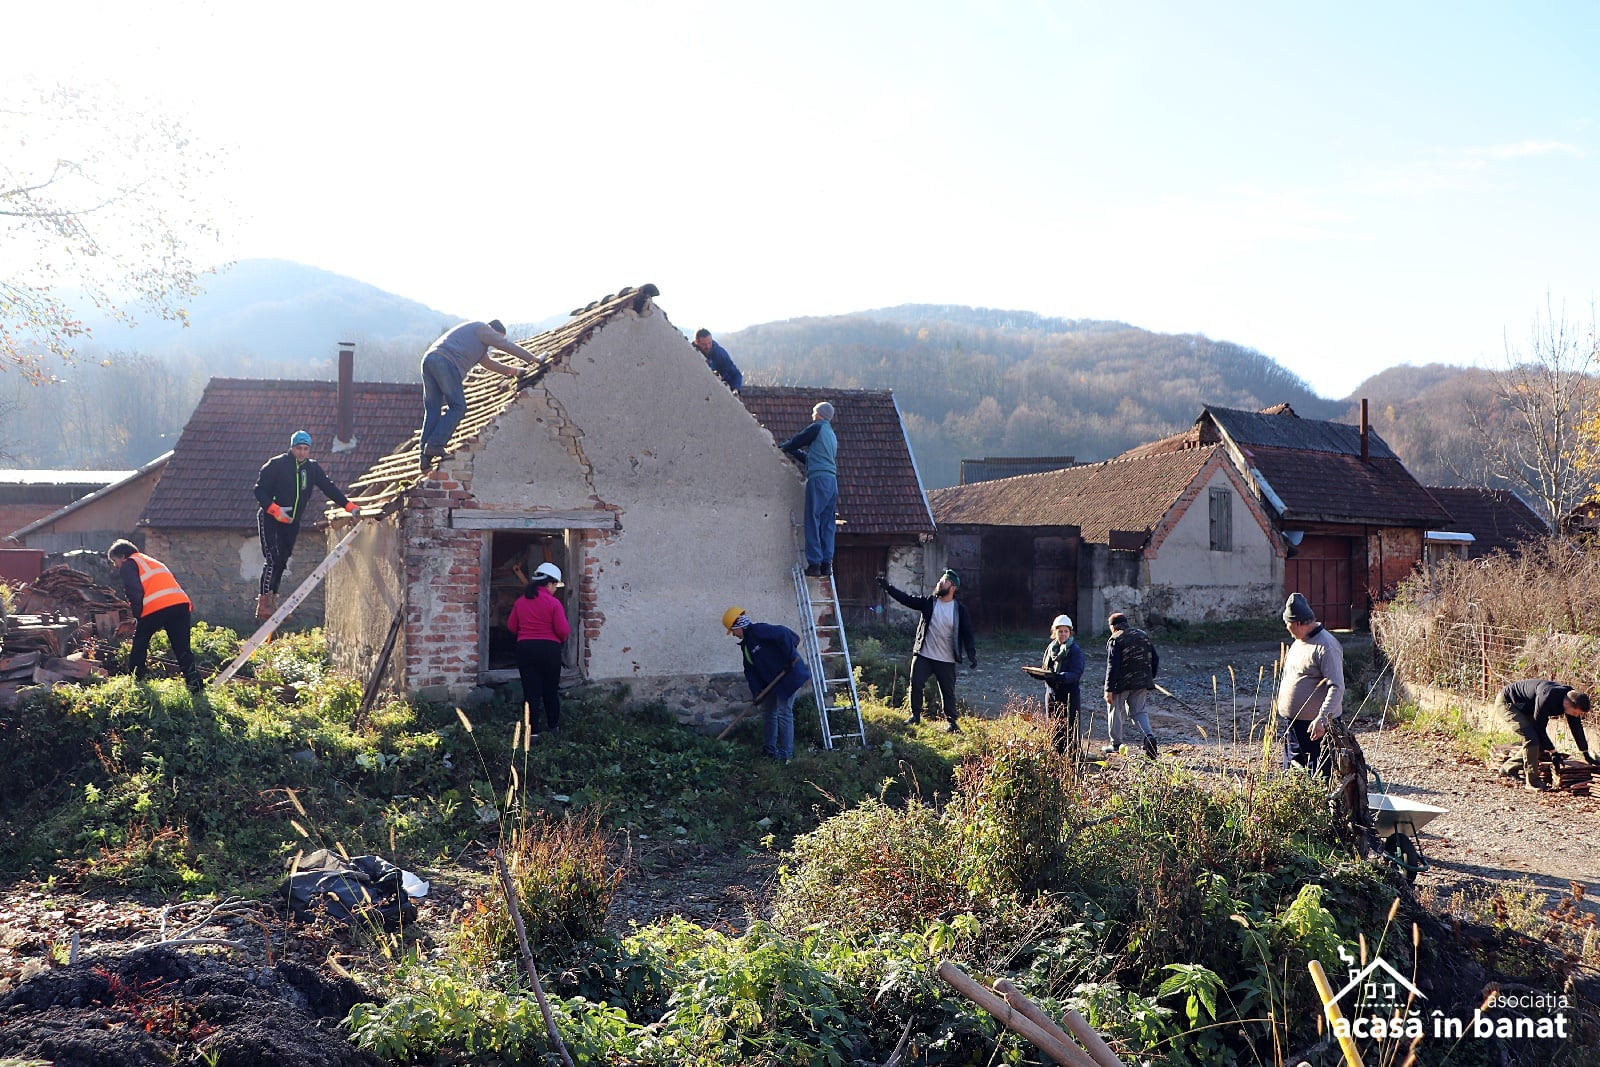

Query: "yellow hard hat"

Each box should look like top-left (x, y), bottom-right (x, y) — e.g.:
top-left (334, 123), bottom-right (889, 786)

top-left (721, 606), bottom-right (747, 633)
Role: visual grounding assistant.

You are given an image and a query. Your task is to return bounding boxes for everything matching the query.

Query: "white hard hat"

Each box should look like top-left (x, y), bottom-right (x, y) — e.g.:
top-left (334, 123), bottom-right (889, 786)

top-left (533, 562), bottom-right (564, 586)
top-left (1052, 614), bottom-right (1074, 630)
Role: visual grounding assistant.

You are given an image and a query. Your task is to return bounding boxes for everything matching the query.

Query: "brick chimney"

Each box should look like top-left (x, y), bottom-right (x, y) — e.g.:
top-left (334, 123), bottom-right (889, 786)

top-left (331, 342), bottom-right (358, 453)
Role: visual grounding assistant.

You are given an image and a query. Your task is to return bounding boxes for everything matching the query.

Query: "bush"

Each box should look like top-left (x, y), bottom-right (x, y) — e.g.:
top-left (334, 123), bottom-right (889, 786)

top-left (455, 813), bottom-right (623, 967)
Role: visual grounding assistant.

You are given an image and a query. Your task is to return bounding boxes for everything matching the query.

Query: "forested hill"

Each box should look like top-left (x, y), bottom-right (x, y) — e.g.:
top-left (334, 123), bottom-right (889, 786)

top-left (727, 306), bottom-right (1341, 488)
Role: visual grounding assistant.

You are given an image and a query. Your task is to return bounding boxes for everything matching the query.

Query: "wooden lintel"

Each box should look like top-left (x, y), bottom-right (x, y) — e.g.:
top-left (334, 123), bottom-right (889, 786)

top-left (449, 509), bottom-right (618, 530)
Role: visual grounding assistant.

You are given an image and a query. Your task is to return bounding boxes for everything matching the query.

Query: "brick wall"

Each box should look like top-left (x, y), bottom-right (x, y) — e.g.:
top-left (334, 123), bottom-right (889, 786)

top-left (402, 473), bottom-right (484, 699)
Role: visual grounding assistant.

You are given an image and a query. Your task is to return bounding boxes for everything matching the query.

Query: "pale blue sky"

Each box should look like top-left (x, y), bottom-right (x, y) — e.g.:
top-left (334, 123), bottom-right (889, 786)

top-left (10, 1), bottom-right (1598, 396)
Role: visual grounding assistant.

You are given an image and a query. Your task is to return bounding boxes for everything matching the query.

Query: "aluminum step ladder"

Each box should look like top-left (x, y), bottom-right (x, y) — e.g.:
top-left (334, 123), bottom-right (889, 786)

top-left (793, 564), bottom-right (866, 749)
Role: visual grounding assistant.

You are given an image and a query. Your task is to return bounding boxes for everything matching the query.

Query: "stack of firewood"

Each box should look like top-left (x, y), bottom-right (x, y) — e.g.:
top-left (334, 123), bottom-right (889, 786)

top-left (1490, 743), bottom-right (1593, 795)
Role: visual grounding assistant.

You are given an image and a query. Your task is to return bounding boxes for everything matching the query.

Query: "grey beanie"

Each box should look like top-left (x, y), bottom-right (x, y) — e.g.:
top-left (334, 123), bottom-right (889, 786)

top-left (1283, 592), bottom-right (1315, 624)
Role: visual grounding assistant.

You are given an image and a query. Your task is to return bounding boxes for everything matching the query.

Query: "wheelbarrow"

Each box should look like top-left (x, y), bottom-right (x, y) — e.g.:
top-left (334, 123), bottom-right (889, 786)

top-left (1366, 770), bottom-right (1447, 885)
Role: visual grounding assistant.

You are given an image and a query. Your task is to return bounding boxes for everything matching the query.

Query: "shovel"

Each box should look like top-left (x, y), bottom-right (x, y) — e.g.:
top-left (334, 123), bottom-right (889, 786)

top-left (716, 669), bottom-right (791, 741)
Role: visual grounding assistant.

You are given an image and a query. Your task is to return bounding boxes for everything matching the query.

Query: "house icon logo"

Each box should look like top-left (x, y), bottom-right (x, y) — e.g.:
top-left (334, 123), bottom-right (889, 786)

top-left (1331, 944), bottom-right (1425, 1010)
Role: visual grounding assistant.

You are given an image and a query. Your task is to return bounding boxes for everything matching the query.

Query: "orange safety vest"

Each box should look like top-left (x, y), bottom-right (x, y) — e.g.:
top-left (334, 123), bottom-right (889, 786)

top-left (129, 552), bottom-right (191, 617)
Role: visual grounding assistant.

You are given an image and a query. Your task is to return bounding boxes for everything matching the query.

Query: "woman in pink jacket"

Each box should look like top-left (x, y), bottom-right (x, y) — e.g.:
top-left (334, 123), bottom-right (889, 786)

top-left (506, 562), bottom-right (571, 739)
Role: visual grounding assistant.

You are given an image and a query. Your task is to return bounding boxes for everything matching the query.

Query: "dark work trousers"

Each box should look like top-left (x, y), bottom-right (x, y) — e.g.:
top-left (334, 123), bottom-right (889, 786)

top-left (258, 511), bottom-right (301, 595)
top-left (515, 639), bottom-right (564, 732)
top-left (131, 603), bottom-right (201, 690)
top-left (909, 655), bottom-right (959, 724)
top-left (1286, 718), bottom-right (1330, 778)
top-left (1045, 684), bottom-right (1080, 753)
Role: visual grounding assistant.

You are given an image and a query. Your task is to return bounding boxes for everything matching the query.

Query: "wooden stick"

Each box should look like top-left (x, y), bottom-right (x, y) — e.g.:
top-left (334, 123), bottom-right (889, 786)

top-left (715, 669), bottom-right (789, 740)
top-left (493, 849), bottom-right (576, 1067)
top-left (994, 979), bottom-right (1125, 1067)
top-left (1308, 960), bottom-right (1363, 1067)
top-left (1058, 1007), bottom-right (1126, 1067)
top-left (937, 961), bottom-right (1097, 1067)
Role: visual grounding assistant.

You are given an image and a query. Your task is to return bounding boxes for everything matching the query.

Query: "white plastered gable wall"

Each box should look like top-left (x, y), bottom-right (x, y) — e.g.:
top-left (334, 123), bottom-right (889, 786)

top-left (1145, 463), bottom-right (1282, 622)
top-left (469, 304), bottom-right (809, 683)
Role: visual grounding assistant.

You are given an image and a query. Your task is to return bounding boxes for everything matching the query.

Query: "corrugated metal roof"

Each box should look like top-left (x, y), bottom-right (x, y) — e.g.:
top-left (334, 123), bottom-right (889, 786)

top-left (1205, 404), bottom-right (1400, 459)
top-left (0, 470), bottom-right (136, 486)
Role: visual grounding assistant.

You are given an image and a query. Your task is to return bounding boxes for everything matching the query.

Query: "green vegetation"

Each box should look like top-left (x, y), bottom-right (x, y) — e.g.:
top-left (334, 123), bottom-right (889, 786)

top-left (8, 626), bottom-right (1590, 1065)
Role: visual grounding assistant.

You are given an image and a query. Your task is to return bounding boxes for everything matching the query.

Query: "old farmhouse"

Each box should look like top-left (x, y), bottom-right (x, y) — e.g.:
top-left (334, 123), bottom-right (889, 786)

top-left (928, 444), bottom-right (1281, 630)
top-left (330, 286), bottom-right (888, 725)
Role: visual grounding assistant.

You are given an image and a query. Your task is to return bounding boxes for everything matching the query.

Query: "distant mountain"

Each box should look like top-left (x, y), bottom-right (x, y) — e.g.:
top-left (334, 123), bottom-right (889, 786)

top-left (727, 306), bottom-right (1342, 487)
top-left (74, 258), bottom-right (461, 366)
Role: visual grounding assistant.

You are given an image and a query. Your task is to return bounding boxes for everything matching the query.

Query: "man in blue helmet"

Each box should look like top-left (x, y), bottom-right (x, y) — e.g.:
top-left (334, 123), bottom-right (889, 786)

top-left (252, 430), bottom-right (360, 621)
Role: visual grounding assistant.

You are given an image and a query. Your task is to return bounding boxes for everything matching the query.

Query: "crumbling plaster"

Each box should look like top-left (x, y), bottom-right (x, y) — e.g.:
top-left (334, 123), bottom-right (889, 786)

top-left (431, 307), bottom-right (810, 693)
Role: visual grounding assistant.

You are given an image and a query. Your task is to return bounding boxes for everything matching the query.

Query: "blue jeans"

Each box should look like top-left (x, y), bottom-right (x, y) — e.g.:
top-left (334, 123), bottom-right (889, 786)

top-left (804, 473), bottom-right (838, 565)
top-left (761, 689), bottom-right (796, 760)
top-left (420, 352), bottom-right (467, 459)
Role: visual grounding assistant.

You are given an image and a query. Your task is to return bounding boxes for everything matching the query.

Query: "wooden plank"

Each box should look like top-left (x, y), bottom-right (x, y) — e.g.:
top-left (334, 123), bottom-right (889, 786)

top-left (449, 509), bottom-right (617, 530)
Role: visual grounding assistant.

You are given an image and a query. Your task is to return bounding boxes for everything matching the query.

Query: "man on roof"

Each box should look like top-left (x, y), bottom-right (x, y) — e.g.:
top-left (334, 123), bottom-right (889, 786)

top-left (693, 328), bottom-right (742, 393)
top-left (419, 319), bottom-right (539, 470)
top-left (253, 430), bottom-right (360, 621)
top-left (780, 401), bottom-right (839, 577)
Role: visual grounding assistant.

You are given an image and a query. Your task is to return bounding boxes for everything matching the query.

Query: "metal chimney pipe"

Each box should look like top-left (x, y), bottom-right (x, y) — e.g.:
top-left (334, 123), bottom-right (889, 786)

top-left (333, 342), bottom-right (357, 452)
top-left (1359, 397), bottom-right (1370, 463)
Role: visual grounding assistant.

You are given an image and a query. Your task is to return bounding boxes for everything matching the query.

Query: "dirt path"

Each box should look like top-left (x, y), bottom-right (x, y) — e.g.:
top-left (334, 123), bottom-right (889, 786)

top-left (966, 632), bottom-right (1600, 913)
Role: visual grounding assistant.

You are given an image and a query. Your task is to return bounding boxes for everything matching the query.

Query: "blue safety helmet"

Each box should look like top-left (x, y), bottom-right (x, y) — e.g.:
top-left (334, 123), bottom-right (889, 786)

top-left (290, 430), bottom-right (313, 448)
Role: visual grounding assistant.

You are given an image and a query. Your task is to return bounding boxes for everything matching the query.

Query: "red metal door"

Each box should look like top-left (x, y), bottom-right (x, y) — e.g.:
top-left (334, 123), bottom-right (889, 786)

top-left (1286, 535), bottom-right (1353, 629)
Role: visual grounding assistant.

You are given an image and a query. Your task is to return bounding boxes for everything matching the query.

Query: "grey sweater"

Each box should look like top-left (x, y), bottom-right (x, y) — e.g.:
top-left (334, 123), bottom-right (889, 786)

top-left (1276, 625), bottom-right (1345, 721)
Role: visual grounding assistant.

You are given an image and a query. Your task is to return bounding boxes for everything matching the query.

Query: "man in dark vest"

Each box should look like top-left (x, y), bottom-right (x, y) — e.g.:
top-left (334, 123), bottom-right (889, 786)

top-left (1104, 611), bottom-right (1159, 758)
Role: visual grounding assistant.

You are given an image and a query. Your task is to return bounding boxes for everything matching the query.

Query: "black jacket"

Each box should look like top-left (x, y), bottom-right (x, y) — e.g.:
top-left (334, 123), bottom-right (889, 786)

top-left (1499, 679), bottom-right (1590, 752)
top-left (1105, 627), bottom-right (1158, 693)
top-left (882, 582), bottom-right (976, 665)
top-left (253, 453), bottom-right (350, 524)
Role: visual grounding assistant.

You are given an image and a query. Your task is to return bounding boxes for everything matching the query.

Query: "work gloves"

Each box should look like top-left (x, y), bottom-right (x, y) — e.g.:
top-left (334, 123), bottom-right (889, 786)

top-left (344, 502), bottom-right (360, 516)
top-left (266, 503), bottom-right (292, 524)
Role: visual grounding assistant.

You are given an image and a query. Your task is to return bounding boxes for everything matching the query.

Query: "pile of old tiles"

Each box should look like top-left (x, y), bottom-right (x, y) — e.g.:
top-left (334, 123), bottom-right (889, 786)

top-left (0, 567), bottom-right (128, 705)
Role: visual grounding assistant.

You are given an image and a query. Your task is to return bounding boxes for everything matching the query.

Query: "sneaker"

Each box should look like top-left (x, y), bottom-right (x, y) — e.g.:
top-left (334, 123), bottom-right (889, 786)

top-left (804, 563), bottom-right (823, 577)
top-left (1102, 745), bottom-right (1119, 756)
top-left (944, 721), bottom-right (961, 733)
top-left (819, 559), bottom-right (832, 576)
top-left (907, 714), bottom-right (922, 725)
top-left (1143, 735), bottom-right (1159, 760)
top-left (1525, 778), bottom-right (1549, 792)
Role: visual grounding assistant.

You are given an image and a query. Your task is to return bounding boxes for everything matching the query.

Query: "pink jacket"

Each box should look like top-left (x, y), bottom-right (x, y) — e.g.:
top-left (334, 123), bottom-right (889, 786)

top-left (506, 588), bottom-right (570, 643)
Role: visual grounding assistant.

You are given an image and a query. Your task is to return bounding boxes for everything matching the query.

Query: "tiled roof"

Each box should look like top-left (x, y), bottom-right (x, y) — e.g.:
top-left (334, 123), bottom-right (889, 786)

top-left (346, 285), bottom-right (660, 509)
top-left (1242, 445), bottom-right (1452, 526)
top-left (1428, 486), bottom-right (1548, 557)
top-left (144, 380), bottom-right (422, 529)
top-left (1205, 403), bottom-right (1401, 460)
top-left (1116, 427), bottom-right (1205, 459)
top-left (741, 387), bottom-right (935, 537)
top-left (927, 445), bottom-right (1226, 543)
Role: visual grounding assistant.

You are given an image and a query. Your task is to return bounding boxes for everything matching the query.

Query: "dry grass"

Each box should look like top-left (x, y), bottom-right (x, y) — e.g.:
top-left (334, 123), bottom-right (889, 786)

top-left (1378, 538), bottom-right (1600, 700)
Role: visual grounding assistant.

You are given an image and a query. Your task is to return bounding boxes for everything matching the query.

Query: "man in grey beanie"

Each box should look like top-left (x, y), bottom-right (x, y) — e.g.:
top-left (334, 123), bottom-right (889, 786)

top-left (1276, 592), bottom-right (1345, 776)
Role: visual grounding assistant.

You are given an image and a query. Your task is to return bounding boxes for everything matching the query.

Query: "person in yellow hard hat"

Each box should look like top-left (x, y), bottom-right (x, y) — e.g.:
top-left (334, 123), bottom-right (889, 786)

top-left (722, 607), bottom-right (810, 761)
